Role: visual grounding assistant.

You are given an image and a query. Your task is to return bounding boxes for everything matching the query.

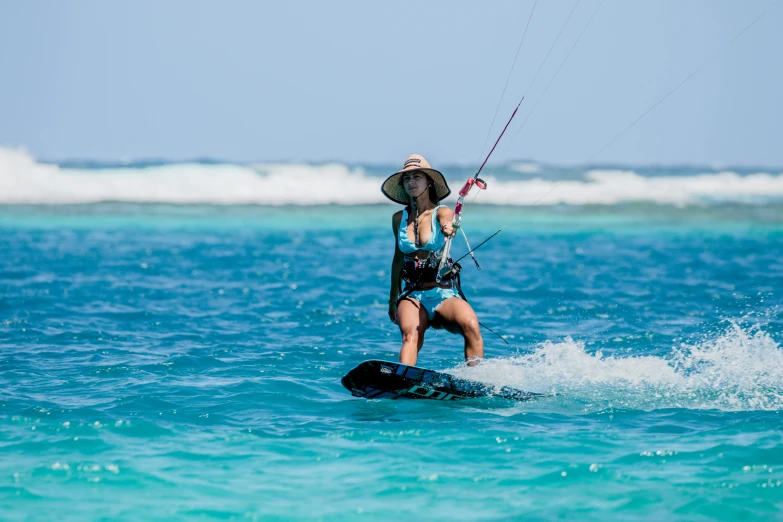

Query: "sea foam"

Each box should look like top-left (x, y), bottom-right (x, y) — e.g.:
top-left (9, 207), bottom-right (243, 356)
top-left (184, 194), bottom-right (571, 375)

top-left (450, 322), bottom-right (783, 412)
top-left (0, 148), bottom-right (381, 205)
top-left (2, 147), bottom-right (782, 206)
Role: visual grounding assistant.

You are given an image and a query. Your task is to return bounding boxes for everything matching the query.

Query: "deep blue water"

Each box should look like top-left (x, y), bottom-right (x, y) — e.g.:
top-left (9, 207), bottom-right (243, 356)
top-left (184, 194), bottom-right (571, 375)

top-left (2, 204), bottom-right (783, 520)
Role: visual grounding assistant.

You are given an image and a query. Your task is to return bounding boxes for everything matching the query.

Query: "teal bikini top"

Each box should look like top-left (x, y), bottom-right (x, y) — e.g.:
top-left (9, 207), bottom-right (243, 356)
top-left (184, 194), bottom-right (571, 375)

top-left (398, 205), bottom-right (446, 255)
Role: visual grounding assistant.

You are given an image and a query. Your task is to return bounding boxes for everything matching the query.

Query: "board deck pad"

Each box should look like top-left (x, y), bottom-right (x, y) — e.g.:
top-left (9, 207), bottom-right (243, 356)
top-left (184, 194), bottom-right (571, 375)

top-left (341, 360), bottom-right (547, 401)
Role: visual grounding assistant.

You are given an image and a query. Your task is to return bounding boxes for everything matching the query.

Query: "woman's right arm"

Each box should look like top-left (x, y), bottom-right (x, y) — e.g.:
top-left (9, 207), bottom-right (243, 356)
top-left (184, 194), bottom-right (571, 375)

top-left (389, 211), bottom-right (404, 321)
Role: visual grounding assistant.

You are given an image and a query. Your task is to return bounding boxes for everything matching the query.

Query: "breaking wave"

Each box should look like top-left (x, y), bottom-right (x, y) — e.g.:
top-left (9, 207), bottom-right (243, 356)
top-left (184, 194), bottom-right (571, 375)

top-left (2, 147), bottom-right (783, 206)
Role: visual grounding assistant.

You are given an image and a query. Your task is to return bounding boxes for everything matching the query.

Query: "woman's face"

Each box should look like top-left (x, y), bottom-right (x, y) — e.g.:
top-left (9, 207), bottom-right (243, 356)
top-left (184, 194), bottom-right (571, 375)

top-left (401, 171), bottom-right (429, 199)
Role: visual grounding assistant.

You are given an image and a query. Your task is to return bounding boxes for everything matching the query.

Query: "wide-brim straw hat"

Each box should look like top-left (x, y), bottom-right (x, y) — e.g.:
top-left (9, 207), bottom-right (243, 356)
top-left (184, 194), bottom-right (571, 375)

top-left (381, 154), bottom-right (451, 205)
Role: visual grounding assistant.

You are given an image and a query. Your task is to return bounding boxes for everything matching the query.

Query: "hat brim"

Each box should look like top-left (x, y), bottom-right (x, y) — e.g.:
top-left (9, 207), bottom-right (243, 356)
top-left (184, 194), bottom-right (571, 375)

top-left (381, 167), bottom-right (451, 205)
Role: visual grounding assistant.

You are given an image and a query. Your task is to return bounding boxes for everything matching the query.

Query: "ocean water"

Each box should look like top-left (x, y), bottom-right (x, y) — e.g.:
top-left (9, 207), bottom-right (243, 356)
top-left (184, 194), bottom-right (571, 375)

top-left (2, 148), bottom-right (783, 520)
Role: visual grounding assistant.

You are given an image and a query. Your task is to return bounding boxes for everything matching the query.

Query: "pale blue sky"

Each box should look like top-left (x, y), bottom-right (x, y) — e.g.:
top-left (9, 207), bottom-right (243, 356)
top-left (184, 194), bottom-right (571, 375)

top-left (0, 0), bottom-right (779, 166)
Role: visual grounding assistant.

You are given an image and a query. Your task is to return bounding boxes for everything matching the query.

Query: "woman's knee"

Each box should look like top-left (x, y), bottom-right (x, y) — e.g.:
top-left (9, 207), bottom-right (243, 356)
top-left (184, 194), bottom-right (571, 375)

top-left (461, 316), bottom-right (481, 338)
top-left (400, 326), bottom-right (421, 344)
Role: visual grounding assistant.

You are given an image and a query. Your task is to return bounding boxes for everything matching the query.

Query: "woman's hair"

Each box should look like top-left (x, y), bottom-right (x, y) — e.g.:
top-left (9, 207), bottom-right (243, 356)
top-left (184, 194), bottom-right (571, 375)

top-left (399, 172), bottom-right (439, 246)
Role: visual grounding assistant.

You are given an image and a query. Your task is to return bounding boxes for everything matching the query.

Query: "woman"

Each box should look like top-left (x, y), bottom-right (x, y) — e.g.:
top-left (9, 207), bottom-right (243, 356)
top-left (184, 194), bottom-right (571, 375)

top-left (382, 154), bottom-right (484, 366)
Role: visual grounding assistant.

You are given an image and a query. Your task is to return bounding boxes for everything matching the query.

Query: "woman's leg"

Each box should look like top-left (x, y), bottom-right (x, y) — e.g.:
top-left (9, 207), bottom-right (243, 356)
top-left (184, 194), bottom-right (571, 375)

top-left (433, 297), bottom-right (484, 364)
top-left (397, 297), bottom-right (429, 366)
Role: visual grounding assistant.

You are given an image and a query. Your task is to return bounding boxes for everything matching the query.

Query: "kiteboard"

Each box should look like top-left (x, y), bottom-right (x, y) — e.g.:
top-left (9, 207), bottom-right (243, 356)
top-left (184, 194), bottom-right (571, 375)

top-left (341, 359), bottom-right (548, 401)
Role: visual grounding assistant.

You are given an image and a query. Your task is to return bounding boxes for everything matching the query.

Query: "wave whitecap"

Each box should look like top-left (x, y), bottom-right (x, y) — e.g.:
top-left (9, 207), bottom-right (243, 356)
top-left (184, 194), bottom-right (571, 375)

top-left (2, 147), bottom-right (782, 206)
top-left (487, 169), bottom-right (783, 206)
top-left (0, 148), bottom-right (382, 205)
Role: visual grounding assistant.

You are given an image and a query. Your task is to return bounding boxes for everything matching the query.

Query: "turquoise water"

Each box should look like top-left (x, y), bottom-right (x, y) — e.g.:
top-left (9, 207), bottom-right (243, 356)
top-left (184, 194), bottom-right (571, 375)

top-left (2, 203), bottom-right (783, 520)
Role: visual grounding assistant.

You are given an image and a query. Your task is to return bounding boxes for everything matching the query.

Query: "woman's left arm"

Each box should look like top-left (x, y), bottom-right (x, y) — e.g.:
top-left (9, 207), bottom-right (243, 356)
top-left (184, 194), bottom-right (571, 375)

top-left (437, 207), bottom-right (456, 237)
